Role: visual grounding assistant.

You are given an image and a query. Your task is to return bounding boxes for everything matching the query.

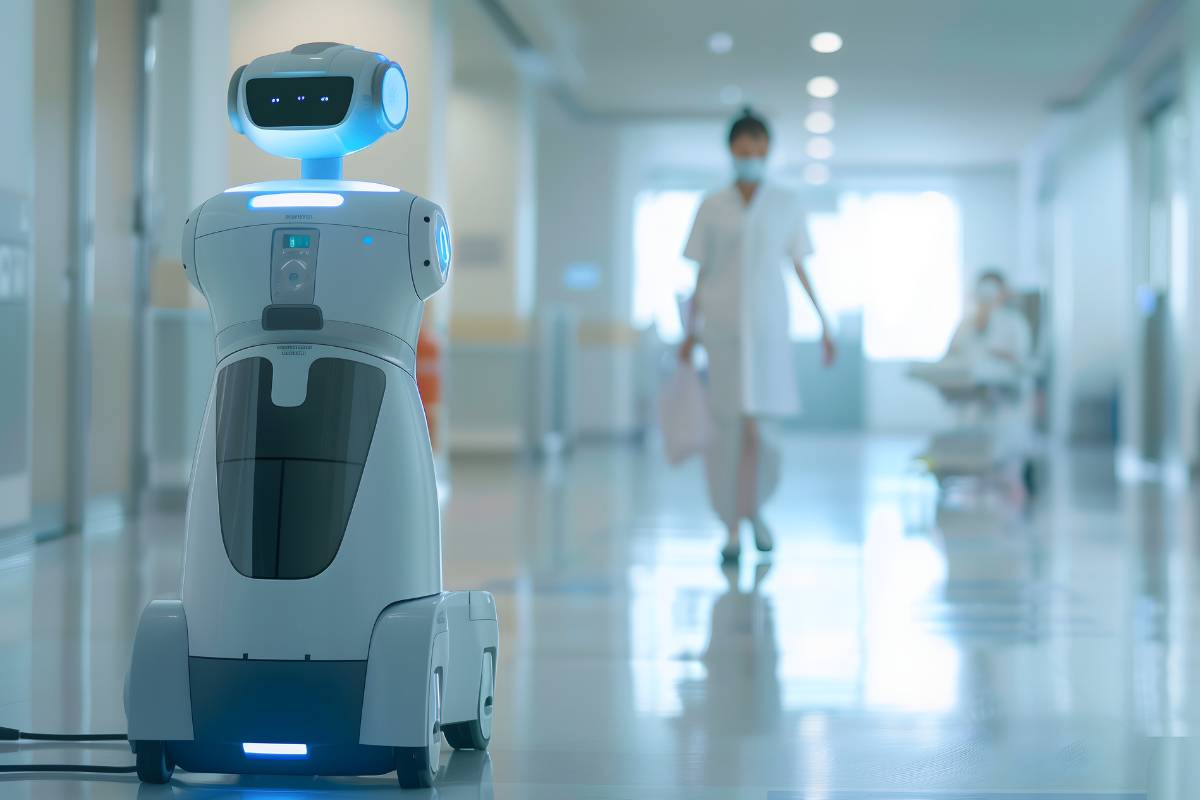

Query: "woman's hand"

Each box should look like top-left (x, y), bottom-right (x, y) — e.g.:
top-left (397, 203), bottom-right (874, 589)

top-left (821, 331), bottom-right (837, 366)
top-left (679, 334), bottom-right (698, 364)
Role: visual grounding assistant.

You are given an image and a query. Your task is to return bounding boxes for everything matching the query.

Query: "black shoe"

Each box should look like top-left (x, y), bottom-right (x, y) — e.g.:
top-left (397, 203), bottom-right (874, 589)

top-left (751, 517), bottom-right (774, 552)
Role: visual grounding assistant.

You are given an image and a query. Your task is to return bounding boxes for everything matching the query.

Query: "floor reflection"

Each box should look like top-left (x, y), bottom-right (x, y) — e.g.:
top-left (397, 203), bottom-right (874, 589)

top-left (2, 434), bottom-right (1199, 796)
top-left (674, 563), bottom-right (781, 787)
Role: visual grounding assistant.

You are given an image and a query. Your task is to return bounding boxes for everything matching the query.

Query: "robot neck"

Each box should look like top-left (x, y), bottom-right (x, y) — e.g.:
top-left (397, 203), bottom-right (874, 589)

top-left (301, 157), bottom-right (344, 180)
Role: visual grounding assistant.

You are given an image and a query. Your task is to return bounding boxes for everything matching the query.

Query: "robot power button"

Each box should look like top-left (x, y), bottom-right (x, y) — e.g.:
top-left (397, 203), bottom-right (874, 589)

top-left (279, 258), bottom-right (310, 290)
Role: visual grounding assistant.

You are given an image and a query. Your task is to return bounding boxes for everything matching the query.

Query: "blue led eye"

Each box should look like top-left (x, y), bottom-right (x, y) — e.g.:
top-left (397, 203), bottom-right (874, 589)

top-left (320, 96), bottom-right (330, 102)
top-left (362, 235), bottom-right (373, 245)
top-left (297, 95), bottom-right (305, 101)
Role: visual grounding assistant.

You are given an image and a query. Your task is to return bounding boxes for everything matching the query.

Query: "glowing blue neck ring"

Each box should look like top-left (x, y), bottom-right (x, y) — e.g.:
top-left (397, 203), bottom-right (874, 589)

top-left (301, 157), bottom-right (343, 180)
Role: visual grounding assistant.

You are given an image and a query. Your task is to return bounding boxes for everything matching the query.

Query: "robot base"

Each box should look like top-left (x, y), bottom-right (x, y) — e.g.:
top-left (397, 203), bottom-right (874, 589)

top-left (126, 591), bottom-right (498, 789)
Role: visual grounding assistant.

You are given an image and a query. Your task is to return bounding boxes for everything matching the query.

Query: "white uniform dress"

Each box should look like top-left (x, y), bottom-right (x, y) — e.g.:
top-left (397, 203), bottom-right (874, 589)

top-left (683, 182), bottom-right (812, 527)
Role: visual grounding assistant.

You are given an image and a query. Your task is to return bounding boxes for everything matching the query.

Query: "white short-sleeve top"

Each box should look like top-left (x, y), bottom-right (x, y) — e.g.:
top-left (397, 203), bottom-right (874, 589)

top-left (684, 183), bottom-right (811, 416)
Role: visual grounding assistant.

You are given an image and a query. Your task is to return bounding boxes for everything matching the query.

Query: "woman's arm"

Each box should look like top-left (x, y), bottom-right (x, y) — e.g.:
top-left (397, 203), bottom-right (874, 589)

top-left (793, 257), bottom-right (836, 366)
top-left (679, 270), bottom-right (703, 363)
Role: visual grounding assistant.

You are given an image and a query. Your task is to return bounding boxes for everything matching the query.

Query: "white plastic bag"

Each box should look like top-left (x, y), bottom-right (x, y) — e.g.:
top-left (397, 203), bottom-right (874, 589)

top-left (660, 363), bottom-right (712, 465)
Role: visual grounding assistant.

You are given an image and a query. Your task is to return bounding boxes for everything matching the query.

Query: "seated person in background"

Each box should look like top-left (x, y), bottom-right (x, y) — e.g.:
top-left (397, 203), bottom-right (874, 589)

top-left (947, 269), bottom-right (1032, 368)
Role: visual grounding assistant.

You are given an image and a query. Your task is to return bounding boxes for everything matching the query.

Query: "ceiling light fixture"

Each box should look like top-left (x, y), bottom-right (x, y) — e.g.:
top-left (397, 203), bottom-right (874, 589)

top-left (804, 163), bottom-right (831, 186)
top-left (810, 32), bottom-right (843, 54)
top-left (806, 76), bottom-right (839, 99)
top-left (708, 31), bottom-right (733, 54)
top-left (806, 137), bottom-right (834, 160)
top-left (805, 110), bottom-right (835, 135)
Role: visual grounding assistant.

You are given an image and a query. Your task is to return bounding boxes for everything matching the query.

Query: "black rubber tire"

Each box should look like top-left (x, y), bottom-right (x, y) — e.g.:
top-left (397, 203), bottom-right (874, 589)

top-left (394, 745), bottom-right (436, 789)
top-left (443, 719), bottom-right (490, 751)
top-left (134, 740), bottom-right (174, 784)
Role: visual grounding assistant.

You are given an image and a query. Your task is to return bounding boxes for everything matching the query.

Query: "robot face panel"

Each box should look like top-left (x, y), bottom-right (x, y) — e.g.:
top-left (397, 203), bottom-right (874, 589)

top-left (245, 76), bottom-right (354, 128)
top-left (229, 43), bottom-right (409, 160)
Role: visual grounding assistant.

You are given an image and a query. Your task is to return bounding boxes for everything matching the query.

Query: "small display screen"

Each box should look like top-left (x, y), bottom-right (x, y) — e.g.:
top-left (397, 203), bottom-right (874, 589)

top-left (245, 76), bottom-right (354, 128)
top-left (284, 234), bottom-right (311, 249)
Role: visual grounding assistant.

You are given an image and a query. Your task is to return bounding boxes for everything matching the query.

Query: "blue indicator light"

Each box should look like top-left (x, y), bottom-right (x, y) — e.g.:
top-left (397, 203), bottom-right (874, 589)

top-left (242, 742), bottom-right (308, 759)
top-left (435, 222), bottom-right (451, 276)
top-left (362, 235), bottom-right (374, 245)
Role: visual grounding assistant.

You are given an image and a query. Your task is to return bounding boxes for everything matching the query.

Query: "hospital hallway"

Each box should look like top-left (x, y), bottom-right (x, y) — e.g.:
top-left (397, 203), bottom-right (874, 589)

top-left (1, 433), bottom-right (1198, 798)
top-left (12, 0), bottom-right (1200, 796)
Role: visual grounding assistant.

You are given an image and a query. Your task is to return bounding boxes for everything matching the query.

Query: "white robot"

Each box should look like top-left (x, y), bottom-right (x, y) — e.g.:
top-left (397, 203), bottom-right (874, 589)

top-left (124, 43), bottom-right (498, 789)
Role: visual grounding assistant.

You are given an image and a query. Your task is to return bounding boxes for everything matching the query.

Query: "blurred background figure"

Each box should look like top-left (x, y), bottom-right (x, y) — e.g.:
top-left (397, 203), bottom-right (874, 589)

top-left (679, 108), bottom-right (835, 563)
top-left (946, 270), bottom-right (1032, 368)
top-left (911, 269), bottom-right (1038, 499)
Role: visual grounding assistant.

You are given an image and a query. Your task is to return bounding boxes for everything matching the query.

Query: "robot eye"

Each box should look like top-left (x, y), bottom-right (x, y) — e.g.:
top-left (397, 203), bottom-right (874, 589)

top-left (245, 77), bottom-right (354, 128)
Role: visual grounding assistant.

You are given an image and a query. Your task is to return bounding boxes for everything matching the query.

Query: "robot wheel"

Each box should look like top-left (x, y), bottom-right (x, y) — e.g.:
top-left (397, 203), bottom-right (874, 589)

top-left (134, 740), bottom-right (175, 784)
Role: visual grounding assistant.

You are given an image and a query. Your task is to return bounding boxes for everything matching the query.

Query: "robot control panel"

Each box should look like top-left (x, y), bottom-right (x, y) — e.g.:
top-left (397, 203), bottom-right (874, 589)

top-left (270, 229), bottom-right (319, 305)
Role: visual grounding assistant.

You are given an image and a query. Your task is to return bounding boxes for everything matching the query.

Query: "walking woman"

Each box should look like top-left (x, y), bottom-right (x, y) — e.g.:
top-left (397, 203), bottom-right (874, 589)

top-left (680, 109), bottom-right (836, 563)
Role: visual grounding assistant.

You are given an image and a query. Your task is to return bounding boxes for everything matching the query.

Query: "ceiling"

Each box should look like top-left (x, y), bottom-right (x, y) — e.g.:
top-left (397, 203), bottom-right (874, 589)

top-left (494, 0), bottom-right (1151, 166)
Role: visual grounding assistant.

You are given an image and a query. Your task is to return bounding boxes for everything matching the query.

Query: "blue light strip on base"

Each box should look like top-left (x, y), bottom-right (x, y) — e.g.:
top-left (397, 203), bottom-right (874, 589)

top-left (242, 742), bottom-right (309, 759)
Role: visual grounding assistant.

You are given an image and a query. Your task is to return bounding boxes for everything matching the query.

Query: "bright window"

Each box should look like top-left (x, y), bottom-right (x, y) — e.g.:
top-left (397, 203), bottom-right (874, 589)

top-left (632, 190), bottom-right (703, 342)
top-left (788, 191), bottom-right (962, 360)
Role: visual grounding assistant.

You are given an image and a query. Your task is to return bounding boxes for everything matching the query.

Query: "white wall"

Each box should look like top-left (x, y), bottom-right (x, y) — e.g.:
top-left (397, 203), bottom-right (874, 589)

top-left (147, 0), bottom-right (230, 309)
top-left (0, 2), bottom-right (33, 194)
top-left (1049, 83), bottom-right (1132, 443)
top-left (536, 100), bottom-right (622, 320)
top-left (448, 77), bottom-right (534, 319)
top-left (535, 101), bottom-right (644, 438)
top-left (31, 0), bottom-right (71, 511)
top-left (89, 0), bottom-right (140, 501)
top-left (0, 0), bottom-right (34, 528)
top-left (444, 70), bottom-right (539, 451)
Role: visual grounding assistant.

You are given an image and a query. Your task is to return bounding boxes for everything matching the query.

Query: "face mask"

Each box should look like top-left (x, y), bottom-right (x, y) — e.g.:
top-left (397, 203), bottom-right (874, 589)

top-left (733, 157), bottom-right (766, 184)
top-left (976, 281), bottom-right (1001, 306)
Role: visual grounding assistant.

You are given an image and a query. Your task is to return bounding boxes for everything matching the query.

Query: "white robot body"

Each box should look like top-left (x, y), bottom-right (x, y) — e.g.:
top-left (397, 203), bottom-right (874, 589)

top-left (181, 345), bottom-right (438, 662)
top-left (125, 45), bottom-right (496, 789)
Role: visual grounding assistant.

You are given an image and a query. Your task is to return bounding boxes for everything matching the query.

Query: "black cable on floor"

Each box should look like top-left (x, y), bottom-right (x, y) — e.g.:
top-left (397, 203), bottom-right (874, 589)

top-left (0, 726), bottom-right (127, 742)
top-left (0, 726), bottom-right (136, 775)
top-left (0, 763), bottom-right (137, 774)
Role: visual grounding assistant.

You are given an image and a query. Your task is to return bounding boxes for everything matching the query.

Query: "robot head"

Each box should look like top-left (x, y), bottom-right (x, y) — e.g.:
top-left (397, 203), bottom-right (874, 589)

top-left (228, 42), bottom-right (408, 160)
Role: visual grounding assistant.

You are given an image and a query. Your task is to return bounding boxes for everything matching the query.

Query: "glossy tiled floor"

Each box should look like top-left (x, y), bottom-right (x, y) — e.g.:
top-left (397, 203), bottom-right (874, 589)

top-left (1, 433), bottom-right (1199, 798)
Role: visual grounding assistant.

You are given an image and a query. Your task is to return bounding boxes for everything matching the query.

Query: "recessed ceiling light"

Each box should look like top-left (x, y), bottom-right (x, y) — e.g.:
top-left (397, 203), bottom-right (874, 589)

top-left (810, 32), bottom-right (843, 54)
top-left (708, 31), bottom-right (733, 54)
top-left (804, 163), bottom-right (831, 186)
top-left (805, 110), bottom-right (835, 135)
top-left (807, 76), bottom-right (839, 99)
top-left (806, 137), bottom-right (834, 160)
top-left (720, 85), bottom-right (744, 105)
